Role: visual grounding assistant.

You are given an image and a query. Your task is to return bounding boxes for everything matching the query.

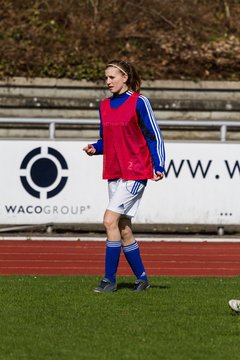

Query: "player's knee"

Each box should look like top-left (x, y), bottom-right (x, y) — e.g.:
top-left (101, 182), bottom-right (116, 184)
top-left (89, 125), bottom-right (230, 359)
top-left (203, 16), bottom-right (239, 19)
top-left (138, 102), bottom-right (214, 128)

top-left (103, 216), bottom-right (117, 231)
top-left (120, 226), bottom-right (132, 239)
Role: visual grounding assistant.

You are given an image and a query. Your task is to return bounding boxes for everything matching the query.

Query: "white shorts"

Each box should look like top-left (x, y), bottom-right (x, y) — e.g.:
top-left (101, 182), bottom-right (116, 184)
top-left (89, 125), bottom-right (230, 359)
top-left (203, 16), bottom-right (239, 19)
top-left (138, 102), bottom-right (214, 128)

top-left (107, 179), bottom-right (146, 218)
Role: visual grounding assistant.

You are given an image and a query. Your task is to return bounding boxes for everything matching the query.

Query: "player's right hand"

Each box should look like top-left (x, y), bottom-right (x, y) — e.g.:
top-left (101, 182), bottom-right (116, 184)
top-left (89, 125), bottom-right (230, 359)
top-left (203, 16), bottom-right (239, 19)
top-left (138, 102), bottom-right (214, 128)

top-left (83, 144), bottom-right (96, 156)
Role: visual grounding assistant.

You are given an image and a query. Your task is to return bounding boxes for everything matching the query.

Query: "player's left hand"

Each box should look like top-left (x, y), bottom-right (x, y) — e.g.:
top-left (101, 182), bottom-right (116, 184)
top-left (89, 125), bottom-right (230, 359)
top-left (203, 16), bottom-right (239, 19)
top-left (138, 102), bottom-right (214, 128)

top-left (152, 171), bottom-right (164, 181)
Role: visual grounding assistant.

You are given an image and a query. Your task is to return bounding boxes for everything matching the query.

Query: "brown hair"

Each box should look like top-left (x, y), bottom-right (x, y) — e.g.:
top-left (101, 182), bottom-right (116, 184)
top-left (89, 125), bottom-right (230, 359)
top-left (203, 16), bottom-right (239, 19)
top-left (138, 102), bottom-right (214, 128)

top-left (105, 59), bottom-right (141, 93)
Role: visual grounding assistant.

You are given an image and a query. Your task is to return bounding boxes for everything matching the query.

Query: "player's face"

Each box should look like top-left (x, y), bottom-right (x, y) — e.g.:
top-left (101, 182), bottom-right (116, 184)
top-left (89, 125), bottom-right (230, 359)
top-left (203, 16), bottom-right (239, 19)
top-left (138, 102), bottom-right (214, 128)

top-left (105, 67), bottom-right (128, 95)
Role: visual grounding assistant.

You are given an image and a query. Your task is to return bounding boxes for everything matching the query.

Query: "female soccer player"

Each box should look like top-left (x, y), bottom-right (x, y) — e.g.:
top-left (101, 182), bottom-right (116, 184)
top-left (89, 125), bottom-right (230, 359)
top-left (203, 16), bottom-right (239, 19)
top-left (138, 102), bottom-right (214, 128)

top-left (83, 59), bottom-right (165, 292)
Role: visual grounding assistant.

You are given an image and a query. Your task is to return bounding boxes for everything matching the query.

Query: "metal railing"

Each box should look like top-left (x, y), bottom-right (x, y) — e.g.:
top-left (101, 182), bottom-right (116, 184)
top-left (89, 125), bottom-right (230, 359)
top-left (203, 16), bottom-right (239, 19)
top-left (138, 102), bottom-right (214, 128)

top-left (0, 117), bottom-right (240, 141)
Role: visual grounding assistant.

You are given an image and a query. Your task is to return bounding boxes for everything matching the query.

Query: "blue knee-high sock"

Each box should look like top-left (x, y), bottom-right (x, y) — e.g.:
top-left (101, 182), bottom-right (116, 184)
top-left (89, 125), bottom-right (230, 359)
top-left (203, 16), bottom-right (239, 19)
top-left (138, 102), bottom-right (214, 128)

top-left (105, 240), bottom-right (122, 283)
top-left (123, 241), bottom-right (147, 281)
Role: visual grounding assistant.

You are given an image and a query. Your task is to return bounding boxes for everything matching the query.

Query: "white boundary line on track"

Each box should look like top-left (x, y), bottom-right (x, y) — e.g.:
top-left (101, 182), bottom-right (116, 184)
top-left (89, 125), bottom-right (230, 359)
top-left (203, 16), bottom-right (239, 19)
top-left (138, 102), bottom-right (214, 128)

top-left (0, 236), bottom-right (240, 242)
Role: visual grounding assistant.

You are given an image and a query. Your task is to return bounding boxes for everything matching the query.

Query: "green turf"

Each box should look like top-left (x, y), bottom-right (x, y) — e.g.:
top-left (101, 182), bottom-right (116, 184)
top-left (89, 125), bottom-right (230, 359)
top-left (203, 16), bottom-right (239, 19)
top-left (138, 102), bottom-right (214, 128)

top-left (0, 276), bottom-right (240, 360)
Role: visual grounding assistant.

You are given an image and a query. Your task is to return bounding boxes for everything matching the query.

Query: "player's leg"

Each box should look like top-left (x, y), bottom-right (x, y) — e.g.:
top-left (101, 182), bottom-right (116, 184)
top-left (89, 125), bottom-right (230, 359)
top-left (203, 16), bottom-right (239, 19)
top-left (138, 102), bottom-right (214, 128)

top-left (95, 209), bottom-right (122, 292)
top-left (118, 215), bottom-right (134, 246)
top-left (118, 180), bottom-right (149, 291)
top-left (103, 209), bottom-right (122, 281)
top-left (119, 216), bottom-right (149, 292)
top-left (103, 209), bottom-right (122, 241)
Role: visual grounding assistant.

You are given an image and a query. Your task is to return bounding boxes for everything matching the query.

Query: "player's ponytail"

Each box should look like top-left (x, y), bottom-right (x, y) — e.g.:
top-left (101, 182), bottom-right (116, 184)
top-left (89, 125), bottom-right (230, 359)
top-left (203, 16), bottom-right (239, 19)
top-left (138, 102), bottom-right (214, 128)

top-left (106, 60), bottom-right (141, 93)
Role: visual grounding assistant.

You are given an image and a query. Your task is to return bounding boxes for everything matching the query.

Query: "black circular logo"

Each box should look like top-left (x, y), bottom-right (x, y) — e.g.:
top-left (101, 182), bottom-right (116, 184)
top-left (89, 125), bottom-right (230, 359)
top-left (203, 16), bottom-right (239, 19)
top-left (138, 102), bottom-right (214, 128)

top-left (20, 147), bottom-right (68, 199)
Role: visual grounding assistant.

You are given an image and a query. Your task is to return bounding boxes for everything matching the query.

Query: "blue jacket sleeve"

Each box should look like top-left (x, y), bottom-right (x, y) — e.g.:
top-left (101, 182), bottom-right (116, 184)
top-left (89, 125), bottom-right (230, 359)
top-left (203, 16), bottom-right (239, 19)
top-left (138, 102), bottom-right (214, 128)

top-left (136, 95), bottom-right (165, 173)
top-left (91, 109), bottom-right (104, 155)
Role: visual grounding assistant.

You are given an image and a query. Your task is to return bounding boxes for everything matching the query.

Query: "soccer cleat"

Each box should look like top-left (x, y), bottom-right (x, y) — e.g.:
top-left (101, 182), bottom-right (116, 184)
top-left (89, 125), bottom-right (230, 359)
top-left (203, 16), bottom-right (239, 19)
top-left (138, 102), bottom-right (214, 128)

top-left (228, 299), bottom-right (240, 313)
top-left (132, 279), bottom-right (150, 292)
top-left (94, 278), bottom-right (117, 293)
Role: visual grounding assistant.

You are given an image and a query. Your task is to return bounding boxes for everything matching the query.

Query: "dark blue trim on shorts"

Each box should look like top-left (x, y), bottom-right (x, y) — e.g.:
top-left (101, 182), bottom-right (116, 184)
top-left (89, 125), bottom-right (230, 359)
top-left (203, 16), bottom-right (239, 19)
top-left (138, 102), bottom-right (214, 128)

top-left (137, 179), bottom-right (147, 186)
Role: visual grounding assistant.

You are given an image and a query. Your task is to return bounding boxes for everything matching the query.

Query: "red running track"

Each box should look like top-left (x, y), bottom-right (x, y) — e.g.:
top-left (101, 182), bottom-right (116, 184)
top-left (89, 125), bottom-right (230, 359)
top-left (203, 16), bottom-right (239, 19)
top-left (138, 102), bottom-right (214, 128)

top-left (1, 240), bottom-right (240, 276)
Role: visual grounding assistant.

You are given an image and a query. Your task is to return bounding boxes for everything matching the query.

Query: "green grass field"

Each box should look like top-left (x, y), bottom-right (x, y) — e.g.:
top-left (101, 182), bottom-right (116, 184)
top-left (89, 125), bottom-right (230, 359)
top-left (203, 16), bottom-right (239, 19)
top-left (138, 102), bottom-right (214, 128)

top-left (0, 275), bottom-right (240, 360)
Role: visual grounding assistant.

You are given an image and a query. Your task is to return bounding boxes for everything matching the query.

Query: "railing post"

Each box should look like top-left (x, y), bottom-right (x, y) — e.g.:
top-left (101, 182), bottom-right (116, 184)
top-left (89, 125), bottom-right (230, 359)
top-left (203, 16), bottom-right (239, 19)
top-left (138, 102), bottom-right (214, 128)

top-left (220, 125), bottom-right (227, 142)
top-left (49, 122), bottom-right (55, 139)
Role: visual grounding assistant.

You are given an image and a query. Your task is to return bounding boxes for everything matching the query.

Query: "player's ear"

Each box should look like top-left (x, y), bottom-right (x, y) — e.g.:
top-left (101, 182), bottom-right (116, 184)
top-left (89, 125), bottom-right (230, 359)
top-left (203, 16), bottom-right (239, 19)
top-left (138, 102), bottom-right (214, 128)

top-left (123, 74), bottom-right (128, 83)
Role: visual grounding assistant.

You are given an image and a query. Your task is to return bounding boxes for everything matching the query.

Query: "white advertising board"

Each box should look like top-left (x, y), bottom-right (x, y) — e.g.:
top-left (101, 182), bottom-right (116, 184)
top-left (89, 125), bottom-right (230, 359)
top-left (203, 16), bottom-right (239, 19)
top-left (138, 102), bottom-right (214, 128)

top-left (0, 140), bottom-right (239, 225)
